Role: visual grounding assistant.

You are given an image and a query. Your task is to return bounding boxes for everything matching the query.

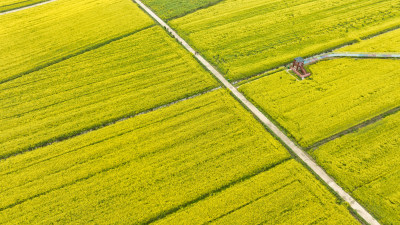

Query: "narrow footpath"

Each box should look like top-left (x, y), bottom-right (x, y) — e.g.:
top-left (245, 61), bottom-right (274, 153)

top-left (305, 52), bottom-right (400, 64)
top-left (132, 0), bottom-right (380, 224)
top-left (0, 0), bottom-right (56, 15)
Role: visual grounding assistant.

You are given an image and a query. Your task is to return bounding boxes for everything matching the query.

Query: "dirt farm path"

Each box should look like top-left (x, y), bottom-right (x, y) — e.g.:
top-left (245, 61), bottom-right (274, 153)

top-left (304, 52), bottom-right (400, 64)
top-left (132, 0), bottom-right (381, 224)
top-left (0, 0), bottom-right (56, 15)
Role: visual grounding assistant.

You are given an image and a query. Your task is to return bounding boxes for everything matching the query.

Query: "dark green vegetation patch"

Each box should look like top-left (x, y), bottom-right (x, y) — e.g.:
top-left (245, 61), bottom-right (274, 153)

top-left (142, 0), bottom-right (223, 20)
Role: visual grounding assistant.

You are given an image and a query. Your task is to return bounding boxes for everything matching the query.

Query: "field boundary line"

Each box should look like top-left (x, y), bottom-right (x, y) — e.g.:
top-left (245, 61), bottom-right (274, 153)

top-left (132, 1), bottom-right (380, 224)
top-left (236, 51), bottom-right (400, 87)
top-left (1, 0), bottom-right (39, 8)
top-left (236, 25), bottom-right (400, 86)
top-left (235, 51), bottom-right (400, 87)
top-left (0, 0), bottom-right (56, 15)
top-left (203, 179), bottom-right (298, 224)
top-left (232, 67), bottom-right (285, 86)
top-left (0, 158), bottom-right (132, 213)
top-left (0, 156), bottom-right (289, 219)
top-left (0, 87), bottom-right (221, 161)
top-left (0, 25), bottom-right (155, 84)
top-left (307, 105), bottom-right (400, 151)
top-left (142, 158), bottom-right (291, 224)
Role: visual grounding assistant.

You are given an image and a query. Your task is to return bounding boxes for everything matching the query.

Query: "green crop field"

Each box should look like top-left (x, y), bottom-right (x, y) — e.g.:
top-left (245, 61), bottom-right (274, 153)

top-left (142, 0), bottom-right (222, 20)
top-left (0, 26), bottom-right (218, 159)
top-left (0, 0), bottom-right (48, 12)
top-left (239, 58), bottom-right (400, 147)
top-left (169, 0), bottom-right (400, 80)
top-left (311, 111), bottom-right (400, 224)
top-left (0, 90), bottom-right (295, 224)
top-left (155, 160), bottom-right (358, 225)
top-left (338, 28), bottom-right (400, 52)
top-left (0, 0), bottom-right (154, 82)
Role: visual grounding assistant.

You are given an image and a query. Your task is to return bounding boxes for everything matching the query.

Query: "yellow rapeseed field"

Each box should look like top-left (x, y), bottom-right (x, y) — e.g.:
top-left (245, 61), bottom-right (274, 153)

top-left (0, 26), bottom-right (218, 159)
top-left (170, 0), bottom-right (400, 80)
top-left (0, 0), bottom-right (47, 12)
top-left (155, 160), bottom-right (358, 225)
top-left (0, 90), bottom-right (291, 224)
top-left (0, 0), bottom-right (154, 82)
top-left (2, 0), bottom-right (394, 223)
top-left (312, 111), bottom-right (400, 224)
top-left (338, 28), bottom-right (400, 52)
top-left (239, 58), bottom-right (400, 147)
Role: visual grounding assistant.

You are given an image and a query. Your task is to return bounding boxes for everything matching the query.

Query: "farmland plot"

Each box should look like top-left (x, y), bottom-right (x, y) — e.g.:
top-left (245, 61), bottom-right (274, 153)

top-left (0, 26), bottom-right (218, 159)
top-left (312, 111), bottom-right (400, 224)
top-left (154, 160), bottom-right (358, 225)
top-left (169, 0), bottom-right (400, 80)
top-left (338, 28), bottom-right (400, 52)
top-left (142, 0), bottom-right (222, 20)
top-left (0, 0), bottom-right (154, 82)
top-left (0, 90), bottom-right (293, 224)
top-left (239, 58), bottom-right (400, 147)
top-left (0, 0), bottom-right (48, 12)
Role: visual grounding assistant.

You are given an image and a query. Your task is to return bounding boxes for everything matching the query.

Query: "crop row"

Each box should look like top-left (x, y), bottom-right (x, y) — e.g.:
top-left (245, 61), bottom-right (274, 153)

top-left (0, 0), bottom-right (154, 82)
top-left (239, 58), bottom-right (400, 147)
top-left (169, 0), bottom-right (400, 80)
top-left (338, 27), bottom-right (400, 53)
top-left (0, 0), bottom-right (47, 12)
top-left (0, 26), bottom-right (218, 159)
top-left (0, 90), bottom-right (291, 224)
top-left (155, 159), bottom-right (358, 225)
top-left (311, 110), bottom-right (400, 224)
top-left (142, 0), bottom-right (222, 20)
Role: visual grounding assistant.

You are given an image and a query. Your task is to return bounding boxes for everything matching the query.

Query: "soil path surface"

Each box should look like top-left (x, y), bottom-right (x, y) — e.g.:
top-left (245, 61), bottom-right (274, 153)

top-left (305, 52), bottom-right (400, 64)
top-left (0, 0), bottom-right (56, 15)
top-left (132, 0), bottom-right (380, 224)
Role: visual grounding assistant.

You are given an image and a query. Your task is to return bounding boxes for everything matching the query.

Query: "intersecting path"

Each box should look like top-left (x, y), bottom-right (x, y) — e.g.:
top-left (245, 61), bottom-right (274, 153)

top-left (0, 0), bottom-right (56, 15)
top-left (133, 0), bottom-right (380, 224)
top-left (305, 52), bottom-right (400, 64)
